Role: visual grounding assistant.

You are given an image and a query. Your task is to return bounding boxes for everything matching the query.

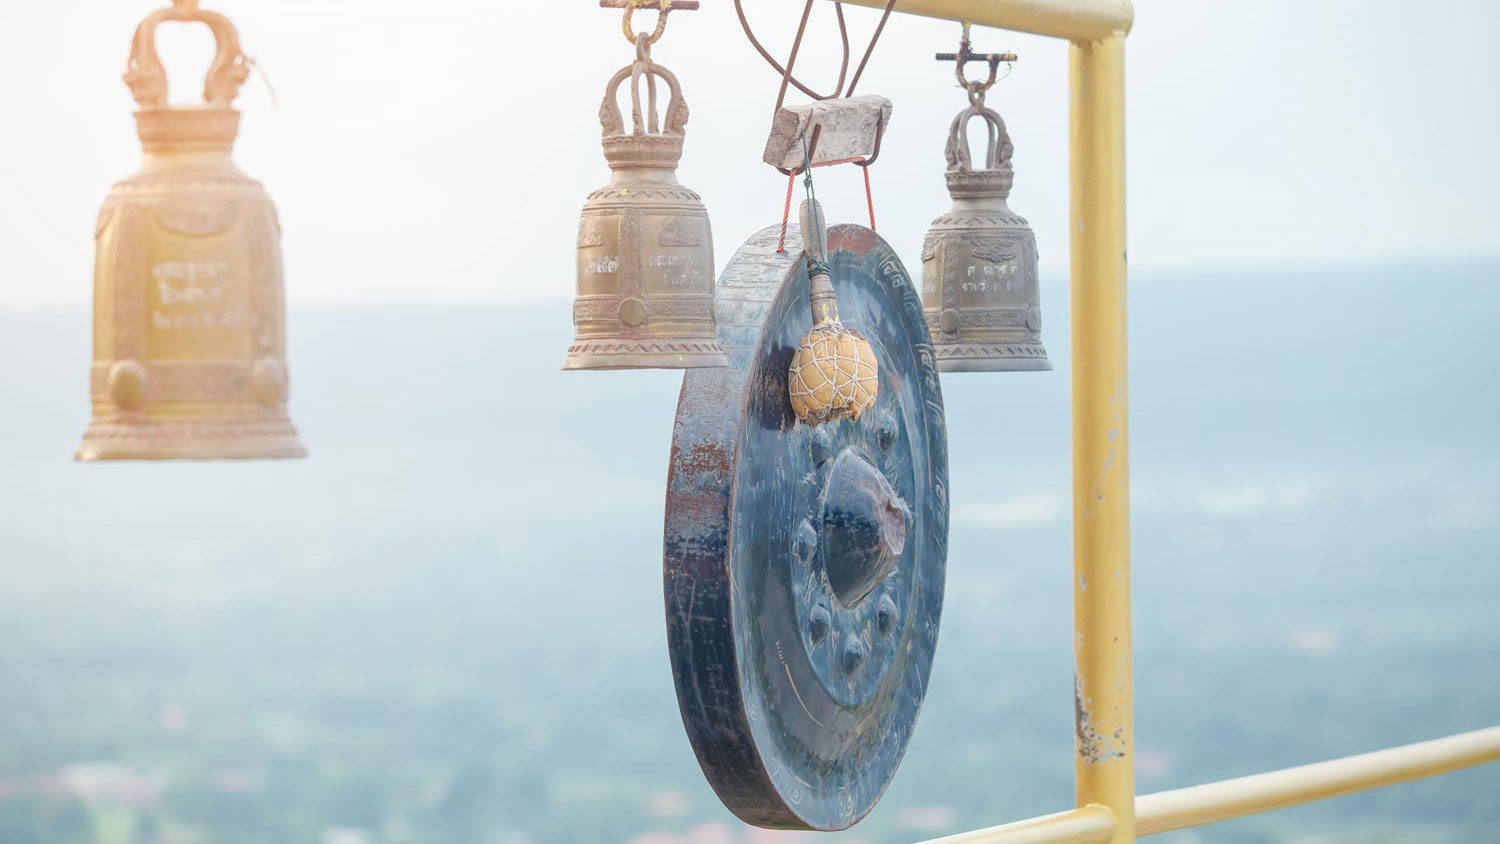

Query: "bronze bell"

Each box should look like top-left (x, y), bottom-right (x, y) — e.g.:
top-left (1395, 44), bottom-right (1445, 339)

top-left (921, 46), bottom-right (1051, 372)
top-left (77, 0), bottom-right (305, 460)
top-left (564, 1), bottom-right (727, 370)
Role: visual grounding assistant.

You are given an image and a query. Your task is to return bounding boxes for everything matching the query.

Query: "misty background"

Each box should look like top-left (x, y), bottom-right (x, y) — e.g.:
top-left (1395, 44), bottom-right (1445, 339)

top-left (1, 0), bottom-right (1499, 842)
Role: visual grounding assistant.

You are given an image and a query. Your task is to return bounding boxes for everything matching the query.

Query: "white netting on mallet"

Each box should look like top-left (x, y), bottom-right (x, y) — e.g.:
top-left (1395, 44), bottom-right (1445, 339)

top-left (788, 322), bottom-right (879, 424)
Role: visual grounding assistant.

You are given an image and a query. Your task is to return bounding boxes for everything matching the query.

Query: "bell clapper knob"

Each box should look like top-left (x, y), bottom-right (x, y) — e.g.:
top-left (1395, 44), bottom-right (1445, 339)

top-left (107, 360), bottom-right (149, 411)
top-left (809, 603), bottom-right (832, 644)
top-left (251, 358), bottom-right (288, 408)
top-left (940, 309), bottom-right (961, 336)
top-left (842, 634), bottom-right (866, 672)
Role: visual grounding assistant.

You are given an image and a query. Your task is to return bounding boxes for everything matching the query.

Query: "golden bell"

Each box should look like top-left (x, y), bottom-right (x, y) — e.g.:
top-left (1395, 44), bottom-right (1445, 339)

top-left (920, 66), bottom-right (1051, 372)
top-left (77, 0), bottom-right (305, 461)
top-left (564, 4), bottom-right (727, 371)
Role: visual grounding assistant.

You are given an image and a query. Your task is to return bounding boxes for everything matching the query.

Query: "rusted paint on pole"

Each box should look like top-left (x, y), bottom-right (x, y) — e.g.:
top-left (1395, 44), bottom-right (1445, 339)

top-left (1069, 32), bottom-right (1133, 844)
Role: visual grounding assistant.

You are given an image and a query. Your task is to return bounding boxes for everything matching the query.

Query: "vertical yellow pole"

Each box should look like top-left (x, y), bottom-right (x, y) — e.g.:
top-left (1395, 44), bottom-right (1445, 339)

top-left (1069, 32), bottom-right (1134, 844)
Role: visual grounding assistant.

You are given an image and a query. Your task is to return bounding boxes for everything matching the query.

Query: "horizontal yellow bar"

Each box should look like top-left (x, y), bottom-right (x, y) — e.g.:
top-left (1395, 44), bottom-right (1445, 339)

top-left (831, 0), bottom-right (1133, 41)
top-left (1136, 726), bottom-right (1500, 835)
top-left (916, 805), bottom-right (1118, 844)
top-left (921, 727), bottom-right (1500, 843)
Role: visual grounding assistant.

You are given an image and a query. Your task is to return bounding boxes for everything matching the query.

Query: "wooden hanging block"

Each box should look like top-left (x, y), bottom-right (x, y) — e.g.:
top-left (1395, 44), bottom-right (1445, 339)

top-left (762, 95), bottom-right (893, 170)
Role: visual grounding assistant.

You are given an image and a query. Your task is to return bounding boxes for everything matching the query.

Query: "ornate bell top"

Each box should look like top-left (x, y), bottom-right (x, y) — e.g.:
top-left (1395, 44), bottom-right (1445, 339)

top-left (944, 105), bottom-right (1015, 201)
top-left (598, 92), bottom-right (688, 172)
top-left (124, 0), bottom-right (250, 153)
top-left (597, 5), bottom-right (690, 172)
top-left (939, 40), bottom-right (1019, 203)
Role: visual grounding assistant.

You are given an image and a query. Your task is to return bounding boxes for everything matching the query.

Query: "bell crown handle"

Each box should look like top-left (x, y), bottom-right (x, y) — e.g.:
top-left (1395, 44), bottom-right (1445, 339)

top-left (596, 1), bottom-right (694, 138)
top-left (598, 58), bottom-right (689, 138)
top-left (945, 105), bottom-right (1013, 173)
top-left (125, 0), bottom-right (249, 110)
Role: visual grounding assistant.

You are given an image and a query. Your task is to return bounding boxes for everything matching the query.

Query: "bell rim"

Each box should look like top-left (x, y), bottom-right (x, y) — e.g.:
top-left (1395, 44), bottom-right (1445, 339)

top-left (75, 440), bottom-right (308, 462)
top-left (561, 349), bottom-right (729, 371)
top-left (933, 349), bottom-right (1054, 373)
top-left (75, 417), bottom-right (307, 462)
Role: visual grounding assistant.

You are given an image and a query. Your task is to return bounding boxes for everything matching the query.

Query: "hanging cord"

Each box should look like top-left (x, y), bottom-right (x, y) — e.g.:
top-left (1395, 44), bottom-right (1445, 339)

top-left (777, 168), bottom-right (798, 254)
top-left (735, 0), bottom-right (896, 113)
top-left (947, 21), bottom-right (1015, 105)
top-left (863, 167), bottom-right (875, 231)
top-left (846, 0), bottom-right (896, 96)
top-left (620, 0), bottom-right (672, 46)
top-left (773, 0), bottom-right (819, 114)
top-left (735, 0), bottom-right (849, 104)
top-left (243, 54), bottom-right (278, 108)
top-left (777, 129), bottom-right (827, 257)
top-left (758, 0), bottom-right (894, 247)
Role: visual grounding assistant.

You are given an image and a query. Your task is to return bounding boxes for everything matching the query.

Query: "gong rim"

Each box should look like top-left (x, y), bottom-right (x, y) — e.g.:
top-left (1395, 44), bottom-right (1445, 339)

top-left (664, 223), bottom-right (948, 831)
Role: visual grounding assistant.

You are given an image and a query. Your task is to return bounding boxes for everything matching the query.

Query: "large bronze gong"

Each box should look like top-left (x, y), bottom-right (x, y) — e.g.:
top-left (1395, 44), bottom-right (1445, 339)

top-left (664, 223), bottom-right (949, 830)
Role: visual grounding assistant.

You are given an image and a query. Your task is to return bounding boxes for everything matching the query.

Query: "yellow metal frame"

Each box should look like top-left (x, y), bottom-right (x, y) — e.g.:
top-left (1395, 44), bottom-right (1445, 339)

top-left (832, 1), bottom-right (1500, 841)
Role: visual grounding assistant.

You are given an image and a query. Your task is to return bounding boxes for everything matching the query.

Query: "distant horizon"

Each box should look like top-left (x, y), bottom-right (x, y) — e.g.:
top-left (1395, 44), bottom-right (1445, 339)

top-left (8, 256), bottom-right (1496, 311)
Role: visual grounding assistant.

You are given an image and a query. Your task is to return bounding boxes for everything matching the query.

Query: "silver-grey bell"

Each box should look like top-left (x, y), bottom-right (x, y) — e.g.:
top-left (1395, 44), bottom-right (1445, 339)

top-left (920, 80), bottom-right (1051, 372)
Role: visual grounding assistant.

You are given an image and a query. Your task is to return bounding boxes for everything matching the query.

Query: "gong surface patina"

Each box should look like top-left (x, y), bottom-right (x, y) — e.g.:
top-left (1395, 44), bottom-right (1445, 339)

top-left (664, 223), bottom-right (949, 830)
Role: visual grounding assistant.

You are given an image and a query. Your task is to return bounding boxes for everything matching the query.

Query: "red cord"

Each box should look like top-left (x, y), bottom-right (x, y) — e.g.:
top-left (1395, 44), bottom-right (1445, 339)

top-left (863, 166), bottom-right (876, 231)
top-left (777, 162), bottom-right (876, 252)
top-left (777, 168), bottom-right (798, 254)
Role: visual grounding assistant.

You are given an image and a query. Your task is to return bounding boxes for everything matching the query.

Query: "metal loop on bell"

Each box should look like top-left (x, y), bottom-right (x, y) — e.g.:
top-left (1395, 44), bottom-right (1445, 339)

top-left (621, 0), bottom-right (671, 48)
top-left (966, 80), bottom-right (987, 108)
top-left (955, 55), bottom-right (999, 94)
top-left (627, 35), bottom-right (665, 135)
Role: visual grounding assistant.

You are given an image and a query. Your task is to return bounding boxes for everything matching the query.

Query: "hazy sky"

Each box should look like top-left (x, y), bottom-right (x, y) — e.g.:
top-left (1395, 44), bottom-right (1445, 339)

top-left (0, 0), bottom-right (1496, 306)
